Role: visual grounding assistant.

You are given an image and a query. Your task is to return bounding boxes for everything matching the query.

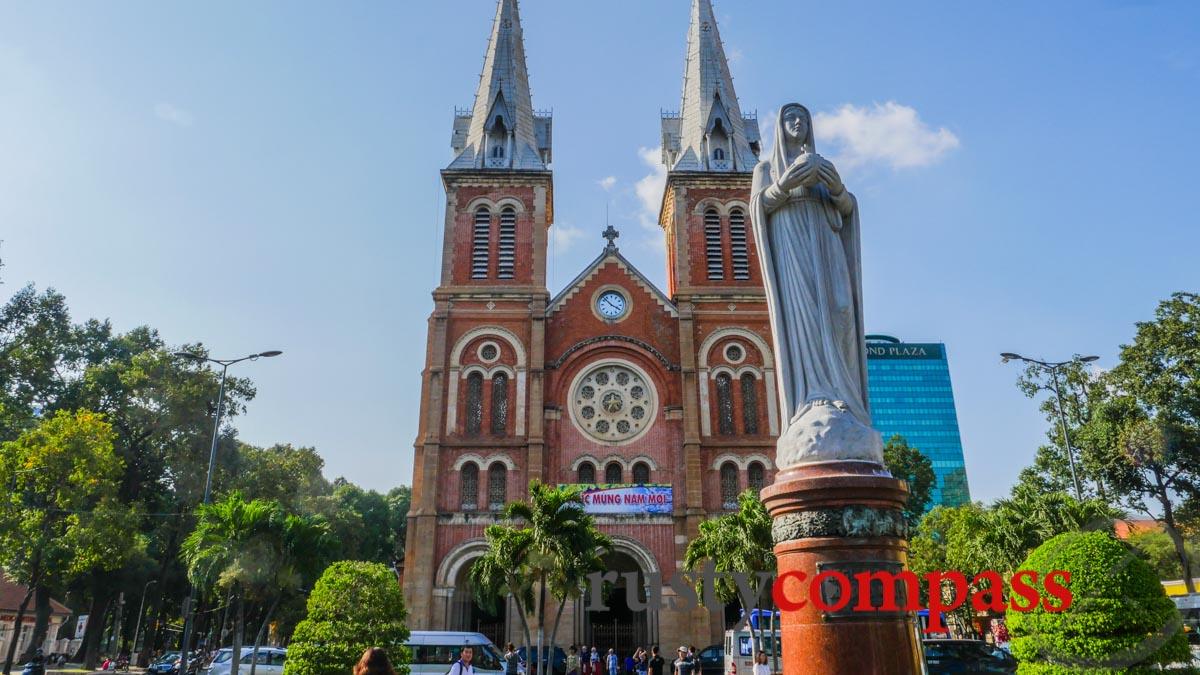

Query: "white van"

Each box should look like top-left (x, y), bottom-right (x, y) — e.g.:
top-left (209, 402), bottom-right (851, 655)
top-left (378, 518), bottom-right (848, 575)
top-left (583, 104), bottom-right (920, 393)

top-left (205, 647), bottom-right (287, 675)
top-left (405, 631), bottom-right (504, 675)
top-left (723, 628), bottom-right (781, 675)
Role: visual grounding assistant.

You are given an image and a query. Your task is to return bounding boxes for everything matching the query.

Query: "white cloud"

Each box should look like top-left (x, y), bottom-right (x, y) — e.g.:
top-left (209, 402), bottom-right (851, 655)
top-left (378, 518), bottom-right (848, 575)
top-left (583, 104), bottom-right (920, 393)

top-left (812, 101), bottom-right (958, 172)
top-left (551, 223), bottom-right (587, 253)
top-left (154, 102), bottom-right (194, 127)
top-left (597, 176), bottom-right (617, 191)
top-left (635, 147), bottom-right (667, 231)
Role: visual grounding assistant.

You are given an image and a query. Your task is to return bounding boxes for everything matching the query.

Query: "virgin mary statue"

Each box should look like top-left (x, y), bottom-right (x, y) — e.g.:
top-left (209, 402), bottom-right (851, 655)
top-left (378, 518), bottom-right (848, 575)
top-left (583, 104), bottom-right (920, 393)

top-left (750, 103), bottom-right (883, 468)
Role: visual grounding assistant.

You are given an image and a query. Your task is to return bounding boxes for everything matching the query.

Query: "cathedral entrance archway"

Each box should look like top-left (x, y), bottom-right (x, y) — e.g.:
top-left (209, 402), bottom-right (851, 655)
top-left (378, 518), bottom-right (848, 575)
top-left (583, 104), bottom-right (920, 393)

top-left (583, 536), bottom-right (659, 657)
top-left (436, 540), bottom-right (509, 646)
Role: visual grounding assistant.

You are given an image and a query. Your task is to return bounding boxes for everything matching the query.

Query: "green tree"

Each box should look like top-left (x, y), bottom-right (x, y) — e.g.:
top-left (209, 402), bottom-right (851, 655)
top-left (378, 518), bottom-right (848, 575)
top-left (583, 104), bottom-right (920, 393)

top-left (0, 411), bottom-right (140, 673)
top-left (181, 493), bottom-right (279, 675)
top-left (1081, 293), bottom-right (1200, 593)
top-left (284, 561), bottom-right (410, 675)
top-left (882, 434), bottom-right (936, 528)
top-left (1126, 528), bottom-right (1199, 581)
top-left (684, 489), bottom-right (778, 671)
top-left (471, 526), bottom-right (536, 649)
top-left (1007, 531), bottom-right (1190, 673)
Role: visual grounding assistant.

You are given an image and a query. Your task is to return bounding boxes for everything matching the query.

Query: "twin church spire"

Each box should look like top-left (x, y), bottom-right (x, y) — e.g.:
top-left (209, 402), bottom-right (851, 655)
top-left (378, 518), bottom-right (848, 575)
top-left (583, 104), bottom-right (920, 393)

top-left (449, 0), bottom-right (552, 171)
top-left (449, 0), bottom-right (756, 174)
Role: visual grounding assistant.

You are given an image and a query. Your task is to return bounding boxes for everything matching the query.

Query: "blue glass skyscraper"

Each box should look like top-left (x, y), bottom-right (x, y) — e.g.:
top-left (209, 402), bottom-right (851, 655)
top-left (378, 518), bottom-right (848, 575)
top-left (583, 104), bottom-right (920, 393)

top-left (865, 335), bottom-right (971, 508)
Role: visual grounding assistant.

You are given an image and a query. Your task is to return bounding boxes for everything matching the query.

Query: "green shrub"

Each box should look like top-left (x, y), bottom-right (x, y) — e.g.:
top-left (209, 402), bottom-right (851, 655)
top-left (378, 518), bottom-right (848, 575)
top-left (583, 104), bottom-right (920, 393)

top-left (284, 561), bottom-right (411, 675)
top-left (1006, 531), bottom-right (1191, 674)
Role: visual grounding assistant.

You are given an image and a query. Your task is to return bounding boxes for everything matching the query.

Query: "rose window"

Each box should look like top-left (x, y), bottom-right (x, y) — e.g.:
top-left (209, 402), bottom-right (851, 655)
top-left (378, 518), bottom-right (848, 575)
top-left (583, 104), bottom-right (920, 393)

top-left (572, 362), bottom-right (657, 443)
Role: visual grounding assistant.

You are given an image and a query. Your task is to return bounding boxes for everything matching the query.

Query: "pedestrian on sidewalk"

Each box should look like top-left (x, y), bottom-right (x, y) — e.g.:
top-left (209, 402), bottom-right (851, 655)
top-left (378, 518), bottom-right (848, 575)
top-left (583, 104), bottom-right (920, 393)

top-left (606, 649), bottom-right (617, 675)
top-left (354, 648), bottom-right (397, 675)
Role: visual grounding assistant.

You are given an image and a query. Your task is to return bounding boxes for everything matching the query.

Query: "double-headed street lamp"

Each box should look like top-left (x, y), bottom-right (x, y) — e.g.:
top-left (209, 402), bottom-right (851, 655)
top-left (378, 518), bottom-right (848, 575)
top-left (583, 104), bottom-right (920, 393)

top-left (1000, 352), bottom-right (1099, 501)
top-left (171, 350), bottom-right (281, 667)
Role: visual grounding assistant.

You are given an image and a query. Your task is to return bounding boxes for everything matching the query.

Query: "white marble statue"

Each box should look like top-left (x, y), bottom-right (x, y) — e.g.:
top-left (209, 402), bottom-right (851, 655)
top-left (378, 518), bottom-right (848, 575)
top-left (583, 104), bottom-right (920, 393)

top-left (750, 103), bottom-right (884, 468)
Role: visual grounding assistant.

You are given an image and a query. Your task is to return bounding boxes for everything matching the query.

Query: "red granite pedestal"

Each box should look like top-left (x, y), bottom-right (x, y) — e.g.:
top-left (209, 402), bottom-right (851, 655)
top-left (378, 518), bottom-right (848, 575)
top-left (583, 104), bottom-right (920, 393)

top-left (760, 461), bottom-right (924, 675)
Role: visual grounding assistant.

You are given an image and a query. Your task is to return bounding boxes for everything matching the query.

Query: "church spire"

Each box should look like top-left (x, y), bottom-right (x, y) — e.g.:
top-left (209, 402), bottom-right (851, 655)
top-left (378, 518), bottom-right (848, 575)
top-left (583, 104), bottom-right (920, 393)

top-left (661, 0), bottom-right (759, 172)
top-left (449, 0), bottom-right (552, 171)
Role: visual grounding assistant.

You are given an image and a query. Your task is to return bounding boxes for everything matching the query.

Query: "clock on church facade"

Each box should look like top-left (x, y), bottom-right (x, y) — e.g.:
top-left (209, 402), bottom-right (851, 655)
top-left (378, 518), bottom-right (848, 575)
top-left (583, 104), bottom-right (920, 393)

top-left (402, 0), bottom-right (778, 652)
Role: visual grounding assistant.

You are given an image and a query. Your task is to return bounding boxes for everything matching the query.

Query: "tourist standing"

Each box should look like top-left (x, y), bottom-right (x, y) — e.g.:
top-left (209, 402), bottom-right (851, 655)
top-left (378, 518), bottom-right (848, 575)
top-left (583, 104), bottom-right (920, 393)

top-left (606, 649), bottom-right (618, 675)
top-left (446, 646), bottom-right (475, 675)
top-left (590, 647), bottom-right (600, 675)
top-left (647, 647), bottom-right (664, 675)
top-left (566, 646), bottom-right (581, 675)
top-left (623, 651), bottom-right (634, 675)
top-left (672, 647), bottom-right (693, 675)
top-left (579, 646), bottom-right (589, 675)
top-left (752, 652), bottom-right (769, 675)
top-left (502, 644), bottom-right (521, 675)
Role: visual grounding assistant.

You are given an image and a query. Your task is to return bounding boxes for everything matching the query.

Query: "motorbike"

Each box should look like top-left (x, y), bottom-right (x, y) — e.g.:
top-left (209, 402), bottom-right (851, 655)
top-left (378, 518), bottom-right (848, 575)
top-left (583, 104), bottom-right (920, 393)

top-left (21, 661), bottom-right (45, 675)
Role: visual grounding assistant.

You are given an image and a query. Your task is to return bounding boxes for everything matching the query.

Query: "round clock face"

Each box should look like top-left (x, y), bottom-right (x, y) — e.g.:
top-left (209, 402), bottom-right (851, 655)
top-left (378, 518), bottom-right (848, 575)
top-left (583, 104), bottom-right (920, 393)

top-left (596, 291), bottom-right (627, 319)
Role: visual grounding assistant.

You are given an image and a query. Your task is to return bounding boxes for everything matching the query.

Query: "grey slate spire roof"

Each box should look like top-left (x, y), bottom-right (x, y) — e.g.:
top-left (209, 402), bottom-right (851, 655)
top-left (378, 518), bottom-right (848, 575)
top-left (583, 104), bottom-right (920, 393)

top-left (661, 0), bottom-right (760, 172)
top-left (449, 0), bottom-right (551, 171)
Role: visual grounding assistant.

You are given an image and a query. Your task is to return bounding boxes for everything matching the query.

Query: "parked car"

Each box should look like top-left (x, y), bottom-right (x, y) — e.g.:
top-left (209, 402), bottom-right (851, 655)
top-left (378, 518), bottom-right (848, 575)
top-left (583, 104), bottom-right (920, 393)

top-left (515, 647), bottom-right (566, 675)
top-left (405, 631), bottom-right (503, 675)
top-left (697, 645), bottom-right (723, 675)
top-left (923, 640), bottom-right (1017, 674)
top-left (205, 648), bottom-right (287, 675)
top-left (148, 652), bottom-right (182, 675)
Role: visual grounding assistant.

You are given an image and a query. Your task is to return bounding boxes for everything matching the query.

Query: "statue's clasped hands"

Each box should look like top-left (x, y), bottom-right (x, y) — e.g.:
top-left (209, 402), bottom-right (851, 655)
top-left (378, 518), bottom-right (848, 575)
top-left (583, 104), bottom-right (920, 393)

top-left (778, 152), bottom-right (844, 195)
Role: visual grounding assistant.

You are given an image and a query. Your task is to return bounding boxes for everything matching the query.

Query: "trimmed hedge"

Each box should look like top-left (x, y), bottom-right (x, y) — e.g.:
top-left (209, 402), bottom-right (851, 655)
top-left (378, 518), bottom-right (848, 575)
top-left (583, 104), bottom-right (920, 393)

top-left (1006, 531), bottom-right (1191, 674)
top-left (284, 561), bottom-right (411, 675)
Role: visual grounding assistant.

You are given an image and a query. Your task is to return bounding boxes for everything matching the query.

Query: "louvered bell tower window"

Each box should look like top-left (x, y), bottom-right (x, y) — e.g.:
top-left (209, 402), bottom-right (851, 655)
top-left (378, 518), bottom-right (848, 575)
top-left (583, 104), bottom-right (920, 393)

top-left (472, 208), bottom-right (491, 279)
top-left (705, 208), bottom-right (724, 280)
top-left (497, 207), bottom-right (516, 279)
top-left (730, 209), bottom-right (749, 280)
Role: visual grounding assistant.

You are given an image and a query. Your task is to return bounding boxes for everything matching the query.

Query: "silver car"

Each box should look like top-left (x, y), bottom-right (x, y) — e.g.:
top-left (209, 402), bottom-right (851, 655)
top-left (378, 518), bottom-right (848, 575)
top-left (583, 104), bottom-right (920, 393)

top-left (204, 648), bottom-right (286, 675)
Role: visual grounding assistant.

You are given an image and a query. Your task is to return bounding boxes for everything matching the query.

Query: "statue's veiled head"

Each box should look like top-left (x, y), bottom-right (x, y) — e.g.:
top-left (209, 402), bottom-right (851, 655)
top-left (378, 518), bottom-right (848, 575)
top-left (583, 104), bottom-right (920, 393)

top-left (772, 102), bottom-right (817, 173)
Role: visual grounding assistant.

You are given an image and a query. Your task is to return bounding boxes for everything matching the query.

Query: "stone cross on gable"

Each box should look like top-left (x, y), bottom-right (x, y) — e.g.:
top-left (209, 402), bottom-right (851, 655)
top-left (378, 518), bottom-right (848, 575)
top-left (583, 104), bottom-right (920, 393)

top-left (602, 224), bottom-right (620, 252)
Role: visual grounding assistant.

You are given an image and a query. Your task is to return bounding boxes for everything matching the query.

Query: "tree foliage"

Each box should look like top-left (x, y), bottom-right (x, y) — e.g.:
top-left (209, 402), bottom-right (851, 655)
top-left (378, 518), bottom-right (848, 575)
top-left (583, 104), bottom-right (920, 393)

top-left (284, 562), bottom-right (410, 675)
top-left (882, 434), bottom-right (936, 528)
top-left (1007, 531), bottom-right (1191, 674)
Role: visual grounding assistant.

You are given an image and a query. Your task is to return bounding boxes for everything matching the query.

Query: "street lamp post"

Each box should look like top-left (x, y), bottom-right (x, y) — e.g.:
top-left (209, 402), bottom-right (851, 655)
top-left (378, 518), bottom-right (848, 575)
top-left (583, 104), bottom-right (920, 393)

top-left (1000, 352), bottom-right (1099, 501)
top-left (132, 580), bottom-right (157, 666)
top-left (172, 350), bottom-right (282, 671)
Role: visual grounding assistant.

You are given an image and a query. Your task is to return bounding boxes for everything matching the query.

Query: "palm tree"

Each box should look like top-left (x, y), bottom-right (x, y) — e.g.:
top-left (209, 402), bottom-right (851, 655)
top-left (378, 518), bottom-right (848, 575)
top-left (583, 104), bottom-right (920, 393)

top-left (471, 525), bottom-right (537, 651)
top-left (685, 490), bottom-right (777, 672)
top-left (247, 512), bottom-right (332, 675)
top-left (472, 481), bottom-right (610, 675)
top-left (182, 493), bottom-right (279, 675)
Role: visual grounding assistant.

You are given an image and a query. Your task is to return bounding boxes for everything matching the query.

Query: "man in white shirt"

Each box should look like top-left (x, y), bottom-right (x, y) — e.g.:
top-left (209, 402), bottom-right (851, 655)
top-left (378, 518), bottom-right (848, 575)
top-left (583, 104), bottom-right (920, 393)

top-left (448, 646), bottom-right (475, 675)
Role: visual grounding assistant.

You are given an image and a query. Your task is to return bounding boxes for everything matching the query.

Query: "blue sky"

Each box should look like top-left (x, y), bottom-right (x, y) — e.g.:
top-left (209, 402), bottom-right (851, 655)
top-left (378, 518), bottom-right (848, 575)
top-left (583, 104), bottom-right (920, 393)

top-left (1, 1), bottom-right (1197, 504)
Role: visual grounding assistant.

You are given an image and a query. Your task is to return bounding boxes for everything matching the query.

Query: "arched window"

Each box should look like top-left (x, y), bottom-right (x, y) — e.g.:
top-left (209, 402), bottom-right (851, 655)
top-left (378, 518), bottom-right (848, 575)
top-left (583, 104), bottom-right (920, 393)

top-left (460, 462), bottom-right (479, 510)
top-left (488, 462), bottom-right (507, 510)
top-left (713, 147), bottom-right (726, 161)
top-left (491, 373), bottom-right (508, 435)
top-left (730, 208), bottom-right (749, 280)
top-left (497, 207), bottom-right (516, 279)
top-left (741, 373), bottom-right (759, 435)
top-left (605, 462), bottom-right (623, 484)
top-left (491, 145), bottom-right (504, 158)
top-left (748, 461), bottom-right (765, 492)
top-left (632, 461), bottom-right (650, 484)
top-left (578, 462), bottom-right (596, 484)
top-left (472, 208), bottom-right (491, 279)
top-left (705, 208), bottom-right (724, 280)
top-left (720, 462), bottom-right (739, 510)
top-left (715, 373), bottom-right (734, 435)
top-left (465, 372), bottom-right (484, 435)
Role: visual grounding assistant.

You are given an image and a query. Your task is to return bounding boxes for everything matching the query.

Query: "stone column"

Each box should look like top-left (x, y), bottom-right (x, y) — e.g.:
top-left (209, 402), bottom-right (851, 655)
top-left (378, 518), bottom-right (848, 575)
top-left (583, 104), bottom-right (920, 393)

top-left (760, 461), bottom-right (923, 674)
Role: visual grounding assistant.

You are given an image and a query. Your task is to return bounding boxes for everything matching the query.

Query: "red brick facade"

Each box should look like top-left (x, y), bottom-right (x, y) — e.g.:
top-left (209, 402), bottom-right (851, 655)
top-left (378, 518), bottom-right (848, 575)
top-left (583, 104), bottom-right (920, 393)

top-left (403, 165), bottom-right (781, 651)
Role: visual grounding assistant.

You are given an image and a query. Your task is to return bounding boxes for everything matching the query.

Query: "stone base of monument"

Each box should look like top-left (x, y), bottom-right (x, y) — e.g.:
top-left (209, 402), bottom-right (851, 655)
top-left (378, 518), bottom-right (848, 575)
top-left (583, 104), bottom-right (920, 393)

top-left (760, 461), bottom-right (924, 675)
